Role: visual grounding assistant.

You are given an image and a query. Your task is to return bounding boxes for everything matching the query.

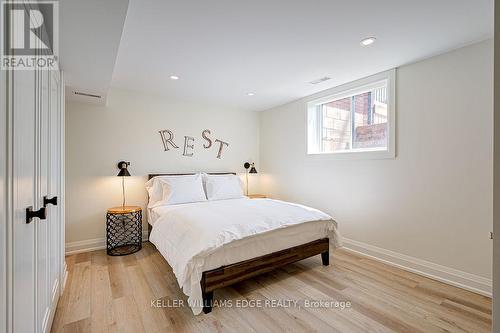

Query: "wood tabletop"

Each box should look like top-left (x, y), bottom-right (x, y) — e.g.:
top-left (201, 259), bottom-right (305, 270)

top-left (107, 205), bottom-right (142, 214)
top-left (247, 194), bottom-right (267, 199)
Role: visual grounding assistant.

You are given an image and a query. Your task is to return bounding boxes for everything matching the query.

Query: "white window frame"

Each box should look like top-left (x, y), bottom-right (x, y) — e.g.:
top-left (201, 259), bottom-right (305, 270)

top-left (306, 69), bottom-right (396, 160)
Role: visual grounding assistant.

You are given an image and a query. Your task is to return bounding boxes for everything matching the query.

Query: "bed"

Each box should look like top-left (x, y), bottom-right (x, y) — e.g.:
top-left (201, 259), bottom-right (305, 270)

top-left (146, 173), bottom-right (340, 315)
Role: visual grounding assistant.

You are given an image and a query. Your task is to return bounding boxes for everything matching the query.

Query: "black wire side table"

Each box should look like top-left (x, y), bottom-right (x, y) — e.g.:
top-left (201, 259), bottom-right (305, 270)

top-left (106, 206), bottom-right (142, 256)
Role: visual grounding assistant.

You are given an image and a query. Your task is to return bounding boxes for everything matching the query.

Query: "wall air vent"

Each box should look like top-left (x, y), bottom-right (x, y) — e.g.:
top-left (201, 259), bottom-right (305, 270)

top-left (309, 77), bottom-right (331, 84)
top-left (73, 91), bottom-right (102, 99)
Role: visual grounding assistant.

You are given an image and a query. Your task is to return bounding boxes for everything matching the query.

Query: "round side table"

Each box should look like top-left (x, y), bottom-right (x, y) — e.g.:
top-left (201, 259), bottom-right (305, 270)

top-left (106, 206), bottom-right (142, 256)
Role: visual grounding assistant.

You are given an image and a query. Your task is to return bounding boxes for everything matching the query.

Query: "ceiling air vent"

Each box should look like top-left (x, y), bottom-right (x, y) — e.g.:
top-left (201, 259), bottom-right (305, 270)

top-left (73, 91), bottom-right (101, 99)
top-left (309, 77), bottom-right (331, 85)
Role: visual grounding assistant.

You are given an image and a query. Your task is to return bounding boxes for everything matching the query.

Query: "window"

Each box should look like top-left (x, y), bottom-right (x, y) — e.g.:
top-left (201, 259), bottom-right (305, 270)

top-left (307, 70), bottom-right (395, 158)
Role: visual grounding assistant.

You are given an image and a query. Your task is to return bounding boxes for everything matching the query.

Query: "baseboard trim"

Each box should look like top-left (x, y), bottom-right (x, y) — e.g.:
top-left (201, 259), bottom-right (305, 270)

top-left (65, 238), bottom-right (106, 255)
top-left (341, 237), bottom-right (492, 297)
top-left (65, 231), bottom-right (149, 255)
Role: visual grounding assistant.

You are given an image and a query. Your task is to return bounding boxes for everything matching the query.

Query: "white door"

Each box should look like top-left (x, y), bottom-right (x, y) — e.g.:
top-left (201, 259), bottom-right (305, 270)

top-left (6, 3), bottom-right (65, 332)
top-left (35, 37), bottom-right (62, 333)
top-left (36, 64), bottom-right (50, 333)
top-left (11, 59), bottom-right (38, 333)
top-left (10, 4), bottom-right (39, 331)
top-left (48, 70), bottom-right (61, 316)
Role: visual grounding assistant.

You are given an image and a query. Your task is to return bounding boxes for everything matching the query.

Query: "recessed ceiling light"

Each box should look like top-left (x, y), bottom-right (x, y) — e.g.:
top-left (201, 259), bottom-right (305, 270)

top-left (170, 75), bottom-right (179, 80)
top-left (360, 37), bottom-right (376, 46)
top-left (247, 92), bottom-right (255, 96)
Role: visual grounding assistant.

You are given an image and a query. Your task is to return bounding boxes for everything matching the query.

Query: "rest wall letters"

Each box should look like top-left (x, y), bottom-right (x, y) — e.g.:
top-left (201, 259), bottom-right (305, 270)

top-left (159, 129), bottom-right (229, 159)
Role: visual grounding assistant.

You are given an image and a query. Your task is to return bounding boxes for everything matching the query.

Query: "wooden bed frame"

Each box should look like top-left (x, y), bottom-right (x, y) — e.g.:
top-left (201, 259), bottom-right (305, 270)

top-left (147, 173), bottom-right (329, 314)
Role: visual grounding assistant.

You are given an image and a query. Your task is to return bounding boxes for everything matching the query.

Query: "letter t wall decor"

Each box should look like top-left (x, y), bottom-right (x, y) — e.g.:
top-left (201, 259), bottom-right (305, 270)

top-left (158, 129), bottom-right (230, 159)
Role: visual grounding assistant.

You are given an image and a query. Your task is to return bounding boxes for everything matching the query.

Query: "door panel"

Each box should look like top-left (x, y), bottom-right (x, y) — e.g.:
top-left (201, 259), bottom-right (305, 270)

top-left (10, 3), bottom-right (37, 332)
top-left (12, 67), bottom-right (37, 333)
top-left (47, 71), bottom-right (61, 319)
top-left (36, 66), bottom-right (50, 333)
top-left (0, 57), bottom-right (7, 333)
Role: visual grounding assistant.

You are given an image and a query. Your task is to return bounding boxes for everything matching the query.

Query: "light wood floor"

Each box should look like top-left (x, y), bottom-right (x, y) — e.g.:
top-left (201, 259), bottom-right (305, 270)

top-left (51, 242), bottom-right (491, 333)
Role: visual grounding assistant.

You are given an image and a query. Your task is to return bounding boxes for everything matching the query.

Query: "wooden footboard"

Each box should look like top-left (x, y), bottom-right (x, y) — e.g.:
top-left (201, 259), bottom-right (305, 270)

top-left (200, 237), bottom-right (329, 313)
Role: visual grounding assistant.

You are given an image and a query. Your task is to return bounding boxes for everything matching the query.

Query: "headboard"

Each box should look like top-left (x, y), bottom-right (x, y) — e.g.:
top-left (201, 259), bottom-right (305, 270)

top-left (148, 172), bottom-right (236, 180)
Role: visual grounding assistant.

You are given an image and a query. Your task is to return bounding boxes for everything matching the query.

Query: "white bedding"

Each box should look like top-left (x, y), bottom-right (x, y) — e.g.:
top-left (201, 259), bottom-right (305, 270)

top-left (148, 197), bottom-right (341, 315)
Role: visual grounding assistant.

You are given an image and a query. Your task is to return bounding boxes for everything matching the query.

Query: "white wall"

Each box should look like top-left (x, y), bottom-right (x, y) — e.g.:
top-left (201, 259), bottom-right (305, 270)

top-left (260, 40), bottom-right (493, 293)
top-left (65, 89), bottom-right (260, 251)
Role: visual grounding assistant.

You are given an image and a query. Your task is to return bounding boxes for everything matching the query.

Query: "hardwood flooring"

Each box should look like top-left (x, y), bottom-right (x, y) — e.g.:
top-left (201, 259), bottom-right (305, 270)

top-left (51, 242), bottom-right (491, 332)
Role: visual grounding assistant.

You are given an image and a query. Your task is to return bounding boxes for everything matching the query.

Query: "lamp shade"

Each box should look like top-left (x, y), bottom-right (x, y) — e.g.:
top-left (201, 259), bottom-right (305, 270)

top-left (117, 168), bottom-right (131, 177)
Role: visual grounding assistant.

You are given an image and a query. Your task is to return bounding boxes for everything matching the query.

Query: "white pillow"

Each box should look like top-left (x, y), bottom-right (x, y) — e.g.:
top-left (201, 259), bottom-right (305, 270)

top-left (145, 177), bottom-right (165, 208)
top-left (145, 174), bottom-right (207, 207)
top-left (203, 174), bottom-right (245, 201)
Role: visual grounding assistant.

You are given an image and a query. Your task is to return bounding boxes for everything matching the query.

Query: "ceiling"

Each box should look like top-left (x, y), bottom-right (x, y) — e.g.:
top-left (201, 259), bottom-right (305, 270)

top-left (59, 0), bottom-right (129, 104)
top-left (60, 0), bottom-right (493, 111)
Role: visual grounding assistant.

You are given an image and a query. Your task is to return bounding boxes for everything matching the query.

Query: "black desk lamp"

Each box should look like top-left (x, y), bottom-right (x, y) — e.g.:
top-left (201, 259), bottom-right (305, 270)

top-left (117, 161), bottom-right (131, 207)
top-left (243, 162), bottom-right (257, 196)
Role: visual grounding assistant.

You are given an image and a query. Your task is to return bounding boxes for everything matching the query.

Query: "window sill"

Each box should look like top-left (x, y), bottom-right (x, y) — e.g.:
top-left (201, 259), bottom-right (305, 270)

top-left (307, 148), bottom-right (395, 160)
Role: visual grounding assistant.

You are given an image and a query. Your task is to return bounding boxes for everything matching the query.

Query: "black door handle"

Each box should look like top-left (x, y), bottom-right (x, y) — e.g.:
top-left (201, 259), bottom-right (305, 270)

top-left (43, 196), bottom-right (58, 207)
top-left (26, 206), bottom-right (47, 224)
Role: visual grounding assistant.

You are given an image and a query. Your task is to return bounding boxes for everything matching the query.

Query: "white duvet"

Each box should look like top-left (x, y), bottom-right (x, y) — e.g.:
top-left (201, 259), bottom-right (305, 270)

top-left (149, 197), bottom-right (340, 315)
